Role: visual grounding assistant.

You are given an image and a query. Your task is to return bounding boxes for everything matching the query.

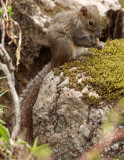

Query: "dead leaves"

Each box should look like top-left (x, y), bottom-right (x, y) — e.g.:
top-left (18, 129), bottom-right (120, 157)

top-left (0, 0), bottom-right (22, 67)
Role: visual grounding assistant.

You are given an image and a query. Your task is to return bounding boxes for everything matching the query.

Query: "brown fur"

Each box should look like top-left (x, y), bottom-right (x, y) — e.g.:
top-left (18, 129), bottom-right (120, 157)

top-left (20, 5), bottom-right (103, 144)
top-left (20, 62), bottom-right (52, 143)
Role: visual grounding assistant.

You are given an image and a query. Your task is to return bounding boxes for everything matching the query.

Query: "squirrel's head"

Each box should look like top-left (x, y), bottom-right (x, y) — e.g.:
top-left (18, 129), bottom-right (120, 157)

top-left (78, 5), bottom-right (102, 39)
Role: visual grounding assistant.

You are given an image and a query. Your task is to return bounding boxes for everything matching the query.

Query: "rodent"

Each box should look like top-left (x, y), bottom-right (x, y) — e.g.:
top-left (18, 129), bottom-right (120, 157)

top-left (19, 5), bottom-right (104, 144)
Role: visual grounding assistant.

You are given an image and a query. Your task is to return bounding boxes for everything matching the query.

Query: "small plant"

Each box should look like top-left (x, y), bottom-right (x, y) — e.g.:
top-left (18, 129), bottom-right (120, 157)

top-left (6, 6), bottom-right (13, 19)
top-left (0, 5), bottom-right (13, 19)
top-left (0, 77), bottom-right (8, 126)
top-left (0, 80), bottom-right (11, 159)
top-left (18, 137), bottom-right (52, 159)
top-left (0, 8), bottom-right (3, 16)
top-left (0, 124), bottom-right (10, 146)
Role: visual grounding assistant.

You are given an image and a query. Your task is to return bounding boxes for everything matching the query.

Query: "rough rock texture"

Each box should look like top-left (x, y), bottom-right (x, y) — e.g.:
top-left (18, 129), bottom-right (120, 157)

top-left (32, 39), bottom-right (124, 159)
top-left (55, 0), bottom-right (121, 16)
top-left (33, 71), bottom-right (111, 160)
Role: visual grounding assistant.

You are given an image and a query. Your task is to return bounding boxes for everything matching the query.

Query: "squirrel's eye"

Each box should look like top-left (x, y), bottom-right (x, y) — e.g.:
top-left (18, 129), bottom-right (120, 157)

top-left (89, 20), bottom-right (94, 25)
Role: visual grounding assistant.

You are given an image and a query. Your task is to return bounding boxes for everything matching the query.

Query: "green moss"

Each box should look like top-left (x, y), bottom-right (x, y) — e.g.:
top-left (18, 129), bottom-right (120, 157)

top-left (56, 39), bottom-right (124, 102)
top-left (82, 93), bottom-right (101, 106)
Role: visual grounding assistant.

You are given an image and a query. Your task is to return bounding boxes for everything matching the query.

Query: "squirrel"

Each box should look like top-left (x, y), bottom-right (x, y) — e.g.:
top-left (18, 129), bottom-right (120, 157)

top-left (19, 5), bottom-right (104, 144)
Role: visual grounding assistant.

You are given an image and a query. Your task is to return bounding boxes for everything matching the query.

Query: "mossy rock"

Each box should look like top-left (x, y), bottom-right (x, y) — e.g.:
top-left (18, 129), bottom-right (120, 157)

top-left (55, 39), bottom-right (124, 102)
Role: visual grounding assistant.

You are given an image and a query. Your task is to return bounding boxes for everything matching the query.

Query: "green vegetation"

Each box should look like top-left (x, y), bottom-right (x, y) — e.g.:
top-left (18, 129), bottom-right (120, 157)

top-left (6, 6), bottom-right (13, 19)
top-left (0, 83), bottom-right (10, 159)
top-left (0, 77), bottom-right (52, 159)
top-left (18, 137), bottom-right (52, 159)
top-left (119, 97), bottom-right (124, 108)
top-left (0, 6), bottom-right (13, 19)
top-left (119, 0), bottom-right (124, 8)
top-left (55, 39), bottom-right (124, 102)
top-left (0, 8), bottom-right (3, 16)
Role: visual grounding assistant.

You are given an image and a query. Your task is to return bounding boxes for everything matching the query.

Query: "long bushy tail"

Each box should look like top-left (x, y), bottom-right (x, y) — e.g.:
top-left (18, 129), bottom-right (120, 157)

top-left (19, 62), bottom-right (52, 144)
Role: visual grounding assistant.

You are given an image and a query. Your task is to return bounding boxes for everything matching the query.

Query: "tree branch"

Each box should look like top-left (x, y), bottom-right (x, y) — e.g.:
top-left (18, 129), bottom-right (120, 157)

top-left (79, 127), bottom-right (124, 160)
top-left (0, 62), bottom-right (21, 140)
top-left (0, 45), bottom-right (15, 72)
top-left (0, 0), bottom-right (22, 140)
top-left (1, 19), bottom-right (5, 47)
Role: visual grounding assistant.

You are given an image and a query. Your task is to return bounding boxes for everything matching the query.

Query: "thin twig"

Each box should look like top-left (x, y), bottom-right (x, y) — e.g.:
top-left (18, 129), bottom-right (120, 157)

top-left (79, 127), bottom-right (124, 160)
top-left (0, 45), bottom-right (15, 73)
top-left (0, 10), bottom-right (15, 72)
top-left (0, 0), bottom-right (21, 140)
top-left (0, 49), bottom-right (4, 57)
top-left (1, 0), bottom-right (9, 21)
top-left (0, 62), bottom-right (21, 140)
top-left (1, 19), bottom-right (5, 48)
top-left (10, 19), bottom-right (22, 66)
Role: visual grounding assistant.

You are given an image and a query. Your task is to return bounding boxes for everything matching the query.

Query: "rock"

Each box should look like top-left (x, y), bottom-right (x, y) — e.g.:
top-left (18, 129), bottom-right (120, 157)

top-left (54, 0), bottom-right (121, 16)
top-left (32, 39), bottom-right (124, 159)
top-left (33, 70), bottom-right (111, 160)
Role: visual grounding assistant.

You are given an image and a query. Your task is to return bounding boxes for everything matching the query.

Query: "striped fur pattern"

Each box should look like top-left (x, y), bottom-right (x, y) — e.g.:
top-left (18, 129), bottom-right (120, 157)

top-left (19, 62), bottom-right (52, 144)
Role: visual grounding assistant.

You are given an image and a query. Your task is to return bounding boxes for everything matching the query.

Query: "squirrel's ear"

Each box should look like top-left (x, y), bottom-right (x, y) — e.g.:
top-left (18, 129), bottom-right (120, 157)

top-left (79, 6), bottom-right (88, 16)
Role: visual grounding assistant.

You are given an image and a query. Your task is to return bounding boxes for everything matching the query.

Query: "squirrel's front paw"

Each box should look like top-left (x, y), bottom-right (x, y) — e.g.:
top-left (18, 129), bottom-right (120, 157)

top-left (96, 41), bottom-right (104, 50)
top-left (95, 38), bottom-right (104, 50)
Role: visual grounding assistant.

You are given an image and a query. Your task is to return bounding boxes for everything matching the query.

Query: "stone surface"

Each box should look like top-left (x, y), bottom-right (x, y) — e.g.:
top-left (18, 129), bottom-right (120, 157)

top-left (54, 0), bottom-right (121, 16)
top-left (33, 70), bottom-right (112, 160)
